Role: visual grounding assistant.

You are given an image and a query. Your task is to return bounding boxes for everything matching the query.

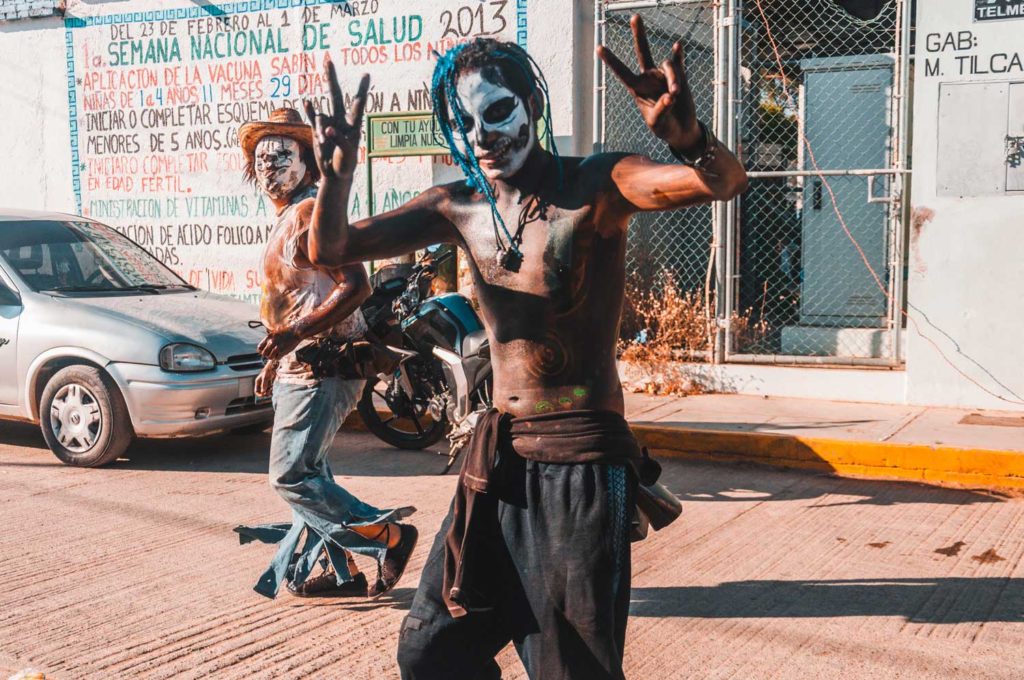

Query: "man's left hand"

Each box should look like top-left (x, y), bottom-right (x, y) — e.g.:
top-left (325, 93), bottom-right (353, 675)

top-left (597, 14), bottom-right (701, 153)
top-left (258, 326), bottom-right (302, 361)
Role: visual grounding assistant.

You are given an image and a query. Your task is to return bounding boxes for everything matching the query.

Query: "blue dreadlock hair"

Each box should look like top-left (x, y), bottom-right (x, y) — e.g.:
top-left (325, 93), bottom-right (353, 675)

top-left (430, 39), bottom-right (561, 264)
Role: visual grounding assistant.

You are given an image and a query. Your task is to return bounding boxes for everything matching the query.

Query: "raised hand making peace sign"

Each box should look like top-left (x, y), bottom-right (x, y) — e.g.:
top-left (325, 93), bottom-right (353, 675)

top-left (597, 14), bottom-right (702, 153)
top-left (303, 56), bottom-right (371, 181)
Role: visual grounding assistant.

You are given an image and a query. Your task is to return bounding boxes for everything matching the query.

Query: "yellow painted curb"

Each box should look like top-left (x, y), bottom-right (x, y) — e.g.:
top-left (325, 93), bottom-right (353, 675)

top-left (345, 411), bottom-right (1024, 490)
top-left (630, 423), bottom-right (1024, 490)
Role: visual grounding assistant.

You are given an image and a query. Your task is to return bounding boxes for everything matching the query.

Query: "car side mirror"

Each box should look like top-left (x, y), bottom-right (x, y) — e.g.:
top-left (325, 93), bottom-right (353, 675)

top-left (0, 283), bottom-right (21, 306)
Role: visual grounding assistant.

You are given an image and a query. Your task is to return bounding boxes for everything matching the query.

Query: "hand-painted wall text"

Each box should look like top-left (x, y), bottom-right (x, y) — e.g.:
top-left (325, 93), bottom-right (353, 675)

top-left (66, 0), bottom-right (523, 302)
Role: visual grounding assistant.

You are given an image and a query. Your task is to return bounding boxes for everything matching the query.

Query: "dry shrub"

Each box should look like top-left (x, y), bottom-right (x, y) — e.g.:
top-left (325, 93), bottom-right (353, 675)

top-left (619, 273), bottom-right (713, 397)
top-left (729, 307), bottom-right (771, 351)
top-left (619, 271), bottom-right (772, 396)
top-left (729, 279), bottom-right (773, 353)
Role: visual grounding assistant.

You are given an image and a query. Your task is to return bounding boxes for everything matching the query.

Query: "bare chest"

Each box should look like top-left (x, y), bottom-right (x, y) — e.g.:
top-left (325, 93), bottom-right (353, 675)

top-left (455, 199), bottom-right (607, 308)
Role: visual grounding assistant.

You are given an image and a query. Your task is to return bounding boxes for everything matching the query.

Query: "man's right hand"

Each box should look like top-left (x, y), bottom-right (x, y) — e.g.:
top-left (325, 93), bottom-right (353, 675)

top-left (303, 56), bottom-right (370, 181)
top-left (258, 326), bottom-right (303, 362)
top-left (255, 361), bottom-right (277, 398)
top-left (597, 15), bottom-right (701, 154)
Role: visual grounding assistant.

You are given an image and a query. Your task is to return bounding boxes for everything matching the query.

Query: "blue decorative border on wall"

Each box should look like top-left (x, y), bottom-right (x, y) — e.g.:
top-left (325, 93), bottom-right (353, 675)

top-left (63, 0), bottom-right (530, 212)
top-left (64, 0), bottom-right (528, 29)
top-left (516, 0), bottom-right (527, 48)
top-left (64, 23), bottom-right (82, 214)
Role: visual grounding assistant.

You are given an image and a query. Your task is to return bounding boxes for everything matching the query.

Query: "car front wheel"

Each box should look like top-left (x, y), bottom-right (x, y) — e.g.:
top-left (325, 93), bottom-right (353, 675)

top-left (39, 365), bottom-right (134, 467)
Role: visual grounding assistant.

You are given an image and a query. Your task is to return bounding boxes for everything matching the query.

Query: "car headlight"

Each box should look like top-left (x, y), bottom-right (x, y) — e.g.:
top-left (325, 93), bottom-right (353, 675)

top-left (159, 343), bottom-right (216, 372)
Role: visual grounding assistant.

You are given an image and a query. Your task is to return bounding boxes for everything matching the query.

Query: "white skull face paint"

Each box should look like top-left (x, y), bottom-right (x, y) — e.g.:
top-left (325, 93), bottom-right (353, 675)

top-left (453, 68), bottom-right (536, 180)
top-left (254, 135), bottom-right (307, 200)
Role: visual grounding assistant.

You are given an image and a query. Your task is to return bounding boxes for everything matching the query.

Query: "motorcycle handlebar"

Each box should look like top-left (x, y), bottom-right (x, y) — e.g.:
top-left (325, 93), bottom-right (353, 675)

top-left (405, 248), bottom-right (454, 283)
top-left (368, 248), bottom-right (456, 323)
top-left (431, 248), bottom-right (456, 266)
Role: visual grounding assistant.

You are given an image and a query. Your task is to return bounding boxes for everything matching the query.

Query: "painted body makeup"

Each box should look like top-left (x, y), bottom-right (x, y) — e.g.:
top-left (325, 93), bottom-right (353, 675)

top-left (453, 69), bottom-right (536, 180)
top-left (255, 135), bottom-right (307, 201)
top-left (259, 185), bottom-right (367, 383)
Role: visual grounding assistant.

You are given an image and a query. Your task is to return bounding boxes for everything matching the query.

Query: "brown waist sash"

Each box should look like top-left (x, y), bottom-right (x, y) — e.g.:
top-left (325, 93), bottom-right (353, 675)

top-left (442, 408), bottom-right (672, 617)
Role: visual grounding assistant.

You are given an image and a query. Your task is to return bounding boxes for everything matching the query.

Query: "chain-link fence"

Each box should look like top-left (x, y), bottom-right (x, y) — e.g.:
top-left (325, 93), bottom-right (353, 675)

top-left (734, 0), bottom-right (909, 363)
top-left (599, 0), bottom-right (912, 365)
top-left (600, 2), bottom-right (718, 356)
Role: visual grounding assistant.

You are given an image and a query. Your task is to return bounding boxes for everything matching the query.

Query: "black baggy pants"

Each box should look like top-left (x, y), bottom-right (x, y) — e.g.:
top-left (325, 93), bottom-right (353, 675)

top-left (397, 454), bottom-right (634, 680)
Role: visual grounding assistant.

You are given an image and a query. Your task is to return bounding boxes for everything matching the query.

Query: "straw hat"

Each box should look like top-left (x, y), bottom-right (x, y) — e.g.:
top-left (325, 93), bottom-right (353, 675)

top-left (238, 107), bottom-right (314, 161)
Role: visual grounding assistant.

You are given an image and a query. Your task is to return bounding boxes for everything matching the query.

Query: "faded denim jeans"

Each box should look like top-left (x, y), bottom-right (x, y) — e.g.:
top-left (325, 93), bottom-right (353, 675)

top-left (236, 377), bottom-right (415, 598)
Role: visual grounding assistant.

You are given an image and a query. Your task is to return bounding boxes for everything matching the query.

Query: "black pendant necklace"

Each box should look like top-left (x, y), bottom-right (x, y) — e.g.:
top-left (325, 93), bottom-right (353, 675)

top-left (494, 157), bottom-right (553, 273)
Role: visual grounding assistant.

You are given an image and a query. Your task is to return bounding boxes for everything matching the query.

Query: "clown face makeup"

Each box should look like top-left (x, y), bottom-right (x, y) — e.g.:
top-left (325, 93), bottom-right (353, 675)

top-left (254, 135), bottom-right (307, 201)
top-left (452, 68), bottom-right (536, 180)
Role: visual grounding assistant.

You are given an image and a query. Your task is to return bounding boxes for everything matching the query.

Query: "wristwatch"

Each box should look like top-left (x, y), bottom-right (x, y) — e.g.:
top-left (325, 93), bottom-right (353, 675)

top-left (668, 120), bottom-right (717, 170)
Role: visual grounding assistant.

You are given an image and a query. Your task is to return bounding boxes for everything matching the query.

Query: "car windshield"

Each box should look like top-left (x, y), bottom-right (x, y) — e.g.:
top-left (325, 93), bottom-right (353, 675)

top-left (0, 219), bottom-right (190, 293)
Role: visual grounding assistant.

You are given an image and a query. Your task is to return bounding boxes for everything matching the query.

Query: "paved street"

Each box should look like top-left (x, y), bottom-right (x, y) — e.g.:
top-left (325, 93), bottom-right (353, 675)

top-left (0, 422), bottom-right (1022, 679)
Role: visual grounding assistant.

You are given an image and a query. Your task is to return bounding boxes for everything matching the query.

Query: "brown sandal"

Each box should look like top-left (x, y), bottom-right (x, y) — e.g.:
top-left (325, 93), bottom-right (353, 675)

top-left (368, 524), bottom-right (419, 597)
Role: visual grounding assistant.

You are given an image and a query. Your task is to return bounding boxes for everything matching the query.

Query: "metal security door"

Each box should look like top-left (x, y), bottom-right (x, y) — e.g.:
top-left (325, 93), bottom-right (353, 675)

top-left (799, 55), bottom-right (892, 327)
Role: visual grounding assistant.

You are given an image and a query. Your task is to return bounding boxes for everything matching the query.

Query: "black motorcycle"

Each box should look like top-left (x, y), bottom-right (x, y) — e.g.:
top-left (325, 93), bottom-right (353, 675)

top-left (356, 249), bottom-right (492, 471)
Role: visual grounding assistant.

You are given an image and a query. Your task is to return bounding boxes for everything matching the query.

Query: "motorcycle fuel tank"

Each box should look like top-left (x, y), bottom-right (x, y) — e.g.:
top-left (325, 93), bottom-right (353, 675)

top-left (402, 293), bottom-right (484, 355)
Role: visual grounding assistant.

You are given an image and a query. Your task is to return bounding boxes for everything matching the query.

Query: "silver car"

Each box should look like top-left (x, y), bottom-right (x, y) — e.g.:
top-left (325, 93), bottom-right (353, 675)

top-left (0, 209), bottom-right (273, 466)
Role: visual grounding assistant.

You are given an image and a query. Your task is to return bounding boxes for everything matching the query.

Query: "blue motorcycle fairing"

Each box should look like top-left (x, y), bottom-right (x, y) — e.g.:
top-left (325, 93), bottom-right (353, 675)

top-left (429, 294), bottom-right (484, 333)
top-left (399, 292), bottom-right (483, 356)
top-left (401, 293), bottom-right (484, 355)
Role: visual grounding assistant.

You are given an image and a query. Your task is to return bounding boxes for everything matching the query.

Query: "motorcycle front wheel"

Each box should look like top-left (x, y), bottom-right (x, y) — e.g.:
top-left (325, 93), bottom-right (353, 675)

top-left (357, 374), bottom-right (447, 450)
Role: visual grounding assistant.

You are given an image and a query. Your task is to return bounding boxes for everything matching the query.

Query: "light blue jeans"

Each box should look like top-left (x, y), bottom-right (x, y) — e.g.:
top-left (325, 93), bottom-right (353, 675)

top-left (236, 377), bottom-right (415, 598)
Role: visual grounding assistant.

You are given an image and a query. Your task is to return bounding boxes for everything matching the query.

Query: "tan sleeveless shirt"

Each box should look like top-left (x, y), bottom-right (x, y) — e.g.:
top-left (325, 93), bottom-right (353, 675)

top-left (259, 187), bottom-right (367, 384)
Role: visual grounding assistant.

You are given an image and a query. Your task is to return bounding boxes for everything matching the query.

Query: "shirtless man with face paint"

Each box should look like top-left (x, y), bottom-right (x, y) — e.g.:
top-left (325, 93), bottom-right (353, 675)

top-left (304, 20), bottom-right (747, 679)
top-left (234, 108), bottom-right (417, 601)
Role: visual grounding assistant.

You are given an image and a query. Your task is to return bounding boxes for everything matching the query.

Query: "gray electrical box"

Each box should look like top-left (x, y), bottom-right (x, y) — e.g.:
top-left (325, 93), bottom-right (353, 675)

top-left (937, 81), bottom-right (1024, 195)
top-left (799, 54), bottom-right (893, 327)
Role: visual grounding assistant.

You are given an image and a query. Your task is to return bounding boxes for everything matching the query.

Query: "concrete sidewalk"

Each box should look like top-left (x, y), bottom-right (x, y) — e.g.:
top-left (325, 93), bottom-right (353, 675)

top-left (0, 425), bottom-right (1022, 679)
top-left (626, 393), bottom-right (1024, 490)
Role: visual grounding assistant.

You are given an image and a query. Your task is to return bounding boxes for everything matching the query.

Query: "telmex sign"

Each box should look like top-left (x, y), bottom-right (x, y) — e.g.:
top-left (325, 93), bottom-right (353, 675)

top-left (975, 0), bottom-right (1024, 21)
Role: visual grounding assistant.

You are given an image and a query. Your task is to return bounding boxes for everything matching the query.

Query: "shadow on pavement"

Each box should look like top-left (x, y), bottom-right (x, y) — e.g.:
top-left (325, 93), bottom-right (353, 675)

top-left (115, 433), bottom-right (271, 473)
top-left (1, 421), bottom-right (453, 477)
top-left (115, 431), bottom-right (450, 477)
top-left (656, 459), bottom-right (1005, 506)
top-left (630, 579), bottom-right (1024, 622)
top-left (3, 421), bottom-right (1004, 502)
top-left (0, 421), bottom-right (47, 449)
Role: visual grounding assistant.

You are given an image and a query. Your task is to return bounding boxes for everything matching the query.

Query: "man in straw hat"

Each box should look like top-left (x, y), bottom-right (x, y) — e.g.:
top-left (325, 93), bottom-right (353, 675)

top-left (233, 107), bottom-right (418, 600)
top-left (304, 16), bottom-right (746, 678)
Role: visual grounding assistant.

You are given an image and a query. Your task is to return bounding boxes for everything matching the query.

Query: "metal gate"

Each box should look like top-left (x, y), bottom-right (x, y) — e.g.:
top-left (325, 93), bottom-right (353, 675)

top-left (597, 0), bottom-right (912, 366)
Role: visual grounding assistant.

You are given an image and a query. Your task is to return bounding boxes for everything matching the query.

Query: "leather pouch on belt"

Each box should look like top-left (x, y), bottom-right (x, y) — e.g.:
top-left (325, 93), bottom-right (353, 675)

top-left (630, 448), bottom-right (683, 541)
top-left (636, 480), bottom-right (683, 530)
top-left (296, 334), bottom-right (401, 380)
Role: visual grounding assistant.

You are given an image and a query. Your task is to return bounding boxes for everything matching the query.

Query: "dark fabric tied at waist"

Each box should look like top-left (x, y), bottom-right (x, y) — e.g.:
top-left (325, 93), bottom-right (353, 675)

top-left (442, 408), bottom-right (665, 617)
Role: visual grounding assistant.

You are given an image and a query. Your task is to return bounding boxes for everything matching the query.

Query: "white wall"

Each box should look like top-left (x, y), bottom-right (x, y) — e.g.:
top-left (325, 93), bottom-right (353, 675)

top-left (0, 0), bottom-right (589, 305)
top-left (907, 1), bottom-right (1024, 411)
top-left (0, 14), bottom-right (77, 213)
